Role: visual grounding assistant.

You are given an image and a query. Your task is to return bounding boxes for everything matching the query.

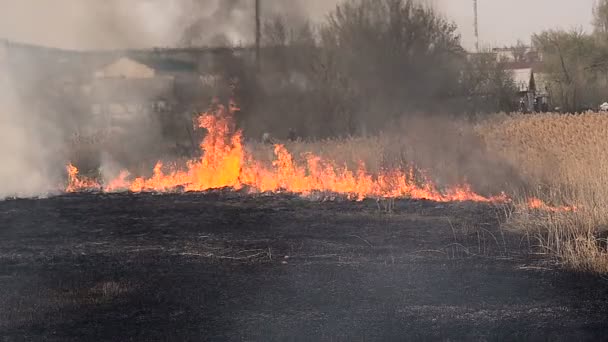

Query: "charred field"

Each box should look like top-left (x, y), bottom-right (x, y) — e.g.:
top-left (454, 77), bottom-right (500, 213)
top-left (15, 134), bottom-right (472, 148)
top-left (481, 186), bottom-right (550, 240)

top-left (1, 191), bottom-right (607, 341)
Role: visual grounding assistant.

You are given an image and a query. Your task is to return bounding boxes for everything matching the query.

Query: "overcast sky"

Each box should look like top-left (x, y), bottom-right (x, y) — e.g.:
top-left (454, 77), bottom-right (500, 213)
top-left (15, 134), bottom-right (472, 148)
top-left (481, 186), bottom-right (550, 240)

top-left (0, 0), bottom-right (596, 50)
top-left (437, 0), bottom-right (595, 50)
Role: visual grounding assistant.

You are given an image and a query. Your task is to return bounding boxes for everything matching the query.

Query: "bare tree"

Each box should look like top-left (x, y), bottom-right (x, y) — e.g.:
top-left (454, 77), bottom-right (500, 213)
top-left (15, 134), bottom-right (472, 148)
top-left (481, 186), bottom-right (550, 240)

top-left (533, 29), bottom-right (598, 112)
top-left (512, 40), bottom-right (528, 63)
top-left (317, 0), bottom-right (464, 127)
top-left (594, 0), bottom-right (608, 35)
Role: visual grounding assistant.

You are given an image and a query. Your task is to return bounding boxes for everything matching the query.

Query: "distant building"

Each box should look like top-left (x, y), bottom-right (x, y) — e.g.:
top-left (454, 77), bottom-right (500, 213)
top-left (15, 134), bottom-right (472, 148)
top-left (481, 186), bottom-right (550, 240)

top-left (492, 46), bottom-right (542, 64)
top-left (94, 57), bottom-right (157, 79)
top-left (87, 57), bottom-right (180, 129)
top-left (510, 67), bottom-right (550, 112)
top-left (467, 44), bottom-right (549, 112)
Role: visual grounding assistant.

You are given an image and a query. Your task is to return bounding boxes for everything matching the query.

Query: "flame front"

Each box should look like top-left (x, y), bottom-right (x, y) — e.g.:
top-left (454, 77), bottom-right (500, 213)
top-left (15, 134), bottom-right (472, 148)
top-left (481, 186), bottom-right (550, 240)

top-left (526, 197), bottom-right (577, 213)
top-left (66, 163), bottom-right (102, 192)
top-left (65, 107), bottom-right (508, 203)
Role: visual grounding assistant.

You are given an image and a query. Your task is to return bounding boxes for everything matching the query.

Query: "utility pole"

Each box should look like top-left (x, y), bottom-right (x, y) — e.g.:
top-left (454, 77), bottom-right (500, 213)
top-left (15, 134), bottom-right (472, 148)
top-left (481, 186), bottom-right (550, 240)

top-left (255, 0), bottom-right (261, 70)
top-left (474, 0), bottom-right (479, 52)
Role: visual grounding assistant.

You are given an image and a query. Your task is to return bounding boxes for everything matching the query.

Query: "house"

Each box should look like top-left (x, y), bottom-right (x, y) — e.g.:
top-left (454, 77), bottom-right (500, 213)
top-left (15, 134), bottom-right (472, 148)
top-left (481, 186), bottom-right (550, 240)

top-left (87, 57), bottom-right (182, 124)
top-left (492, 46), bottom-right (542, 64)
top-left (94, 57), bottom-right (156, 79)
top-left (510, 67), bottom-right (550, 112)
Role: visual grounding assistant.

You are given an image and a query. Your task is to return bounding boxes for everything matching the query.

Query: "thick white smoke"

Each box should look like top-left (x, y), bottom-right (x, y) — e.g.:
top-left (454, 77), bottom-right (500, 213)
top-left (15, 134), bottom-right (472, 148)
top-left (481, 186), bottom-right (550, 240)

top-left (0, 58), bottom-right (60, 198)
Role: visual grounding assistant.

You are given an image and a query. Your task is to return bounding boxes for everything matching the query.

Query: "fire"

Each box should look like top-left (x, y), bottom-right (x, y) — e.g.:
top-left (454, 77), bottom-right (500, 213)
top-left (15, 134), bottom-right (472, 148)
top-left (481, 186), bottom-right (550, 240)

top-left (65, 163), bottom-right (101, 192)
top-left (526, 197), bottom-right (577, 213)
top-left (104, 170), bottom-right (130, 193)
top-left (63, 104), bottom-right (514, 204)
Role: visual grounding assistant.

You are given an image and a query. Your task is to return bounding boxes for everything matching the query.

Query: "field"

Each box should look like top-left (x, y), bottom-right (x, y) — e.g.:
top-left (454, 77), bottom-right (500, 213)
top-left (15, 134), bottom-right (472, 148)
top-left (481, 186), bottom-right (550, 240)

top-left (476, 112), bottom-right (608, 273)
top-left (2, 112), bottom-right (608, 340)
top-left (2, 192), bottom-right (608, 341)
top-left (252, 112), bottom-right (608, 274)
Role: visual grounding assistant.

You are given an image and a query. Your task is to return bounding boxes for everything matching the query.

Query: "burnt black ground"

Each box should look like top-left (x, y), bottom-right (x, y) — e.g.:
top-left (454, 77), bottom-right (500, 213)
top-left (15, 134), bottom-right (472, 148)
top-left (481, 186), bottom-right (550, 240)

top-left (0, 191), bottom-right (607, 341)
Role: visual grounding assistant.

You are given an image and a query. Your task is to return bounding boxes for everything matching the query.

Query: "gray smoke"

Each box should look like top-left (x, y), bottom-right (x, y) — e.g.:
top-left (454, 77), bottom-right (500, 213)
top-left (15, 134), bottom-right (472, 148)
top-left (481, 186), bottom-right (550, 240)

top-left (0, 1), bottom-right (344, 198)
top-left (179, 0), bottom-right (339, 47)
top-left (0, 0), bottom-right (340, 50)
top-left (0, 53), bottom-right (63, 198)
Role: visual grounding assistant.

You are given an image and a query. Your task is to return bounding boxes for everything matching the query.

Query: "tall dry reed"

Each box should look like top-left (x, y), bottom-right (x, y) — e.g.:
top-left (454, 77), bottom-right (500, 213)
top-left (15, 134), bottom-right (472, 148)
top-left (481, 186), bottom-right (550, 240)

top-left (476, 112), bottom-right (608, 273)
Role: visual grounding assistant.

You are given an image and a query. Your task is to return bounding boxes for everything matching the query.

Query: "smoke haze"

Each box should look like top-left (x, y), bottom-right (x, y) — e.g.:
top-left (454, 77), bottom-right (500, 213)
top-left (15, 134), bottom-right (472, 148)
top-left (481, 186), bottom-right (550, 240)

top-left (0, 0), bottom-right (342, 198)
top-left (0, 0), bottom-right (595, 198)
top-left (0, 61), bottom-right (63, 198)
top-left (0, 0), bottom-right (339, 50)
top-left (0, 0), bottom-right (595, 50)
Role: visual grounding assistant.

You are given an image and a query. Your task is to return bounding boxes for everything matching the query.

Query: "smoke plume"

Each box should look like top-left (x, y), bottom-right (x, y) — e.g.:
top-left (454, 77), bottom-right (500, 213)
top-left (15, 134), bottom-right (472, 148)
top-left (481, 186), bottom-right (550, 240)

top-left (0, 59), bottom-right (61, 198)
top-left (0, 0), bottom-right (340, 50)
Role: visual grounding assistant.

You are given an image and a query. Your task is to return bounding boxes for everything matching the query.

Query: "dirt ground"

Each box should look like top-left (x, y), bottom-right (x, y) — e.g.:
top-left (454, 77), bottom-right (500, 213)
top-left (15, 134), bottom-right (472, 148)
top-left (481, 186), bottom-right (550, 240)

top-left (1, 191), bottom-right (607, 341)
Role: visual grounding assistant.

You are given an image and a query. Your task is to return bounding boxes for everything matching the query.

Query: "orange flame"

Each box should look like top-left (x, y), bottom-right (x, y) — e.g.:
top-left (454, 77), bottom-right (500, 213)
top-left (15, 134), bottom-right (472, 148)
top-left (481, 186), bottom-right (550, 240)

top-left (65, 163), bottom-right (101, 192)
top-left (526, 197), bottom-right (577, 213)
top-left (65, 106), bottom-right (509, 204)
top-left (104, 170), bottom-right (130, 193)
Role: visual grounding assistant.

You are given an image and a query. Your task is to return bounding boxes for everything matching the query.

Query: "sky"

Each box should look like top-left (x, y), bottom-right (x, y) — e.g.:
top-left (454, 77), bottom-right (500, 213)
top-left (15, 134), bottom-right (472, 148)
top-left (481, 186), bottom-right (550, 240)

top-left (436, 0), bottom-right (595, 50)
top-left (0, 0), bottom-right (597, 51)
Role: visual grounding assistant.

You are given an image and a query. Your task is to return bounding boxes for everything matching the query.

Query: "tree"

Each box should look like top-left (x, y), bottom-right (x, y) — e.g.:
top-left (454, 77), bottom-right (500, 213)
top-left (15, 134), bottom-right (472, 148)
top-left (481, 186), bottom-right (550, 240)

top-left (594, 0), bottom-right (608, 35)
top-left (246, 0), bottom-right (518, 138)
top-left (533, 29), bottom-right (599, 112)
top-left (512, 40), bottom-right (528, 63)
top-left (317, 0), bottom-right (465, 129)
top-left (261, 15), bottom-right (317, 72)
top-left (460, 52), bottom-right (517, 113)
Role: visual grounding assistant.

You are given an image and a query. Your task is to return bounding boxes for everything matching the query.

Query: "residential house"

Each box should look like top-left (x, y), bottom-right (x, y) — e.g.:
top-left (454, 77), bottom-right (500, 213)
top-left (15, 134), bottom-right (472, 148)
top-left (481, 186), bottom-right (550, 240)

top-left (511, 67), bottom-right (550, 112)
top-left (88, 57), bottom-right (178, 121)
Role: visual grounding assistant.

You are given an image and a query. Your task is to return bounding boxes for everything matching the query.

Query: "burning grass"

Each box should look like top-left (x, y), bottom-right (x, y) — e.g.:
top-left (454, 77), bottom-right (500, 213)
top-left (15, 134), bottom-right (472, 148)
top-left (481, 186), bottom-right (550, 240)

top-left (64, 107), bottom-right (604, 273)
top-left (66, 106), bottom-right (507, 203)
top-left (477, 112), bottom-right (608, 274)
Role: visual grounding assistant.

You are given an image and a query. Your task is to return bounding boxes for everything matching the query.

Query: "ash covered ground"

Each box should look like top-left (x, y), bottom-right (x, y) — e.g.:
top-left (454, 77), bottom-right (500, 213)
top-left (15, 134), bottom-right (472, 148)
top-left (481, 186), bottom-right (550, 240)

top-left (1, 192), bottom-right (607, 341)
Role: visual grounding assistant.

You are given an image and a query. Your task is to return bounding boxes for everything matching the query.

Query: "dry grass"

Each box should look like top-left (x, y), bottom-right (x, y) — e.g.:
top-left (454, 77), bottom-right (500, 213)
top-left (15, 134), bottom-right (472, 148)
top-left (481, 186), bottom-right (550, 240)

top-left (476, 112), bottom-right (608, 274)
top-left (248, 116), bottom-right (519, 195)
top-left (66, 112), bottom-right (608, 273)
top-left (249, 112), bottom-right (608, 274)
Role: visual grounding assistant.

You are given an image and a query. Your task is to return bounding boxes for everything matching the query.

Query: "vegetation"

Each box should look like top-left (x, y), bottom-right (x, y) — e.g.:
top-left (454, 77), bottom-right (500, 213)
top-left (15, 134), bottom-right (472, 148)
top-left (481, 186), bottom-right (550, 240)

top-left (477, 113), bottom-right (608, 274)
top-left (11, 0), bottom-right (608, 274)
top-left (532, 30), bottom-right (601, 112)
top-left (530, 0), bottom-right (608, 112)
top-left (244, 0), bottom-right (516, 139)
top-left (245, 0), bottom-right (608, 273)
top-left (246, 112), bottom-right (608, 274)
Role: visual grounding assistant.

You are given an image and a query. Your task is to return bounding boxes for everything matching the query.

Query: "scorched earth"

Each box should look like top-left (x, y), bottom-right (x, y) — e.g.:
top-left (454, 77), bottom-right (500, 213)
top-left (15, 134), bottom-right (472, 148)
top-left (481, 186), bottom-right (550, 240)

top-left (0, 191), bottom-right (607, 341)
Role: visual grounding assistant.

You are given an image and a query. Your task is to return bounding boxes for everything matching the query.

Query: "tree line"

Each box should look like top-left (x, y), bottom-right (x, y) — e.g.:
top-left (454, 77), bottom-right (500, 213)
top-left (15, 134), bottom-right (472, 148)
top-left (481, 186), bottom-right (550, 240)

top-left (532, 0), bottom-right (608, 113)
top-left (235, 0), bottom-right (515, 139)
top-left (220, 0), bottom-right (608, 139)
